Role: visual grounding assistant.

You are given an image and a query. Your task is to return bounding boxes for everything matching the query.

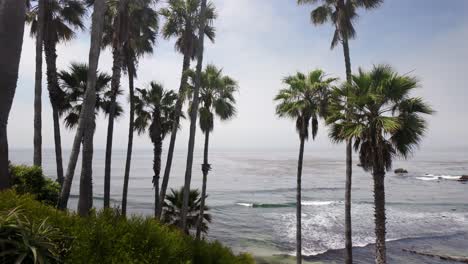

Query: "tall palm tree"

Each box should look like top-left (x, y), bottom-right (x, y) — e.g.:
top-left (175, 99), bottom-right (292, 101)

top-left (27, 0), bottom-right (87, 186)
top-left (297, 1), bottom-right (382, 262)
top-left (186, 64), bottom-right (238, 239)
top-left (156, 0), bottom-right (216, 218)
top-left (328, 65), bottom-right (433, 264)
top-left (102, 0), bottom-right (129, 209)
top-left (162, 187), bottom-right (211, 235)
top-left (58, 62), bottom-right (122, 133)
top-left (57, 0), bottom-right (107, 214)
top-left (0, 0), bottom-right (27, 190)
top-left (117, 0), bottom-right (159, 217)
top-left (133, 82), bottom-right (179, 218)
top-left (274, 70), bottom-right (335, 264)
top-left (33, 0), bottom-right (45, 167)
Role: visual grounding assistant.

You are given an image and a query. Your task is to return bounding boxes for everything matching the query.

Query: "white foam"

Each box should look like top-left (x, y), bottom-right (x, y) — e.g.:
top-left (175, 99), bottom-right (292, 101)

top-left (236, 202), bottom-right (253, 207)
top-left (416, 174), bottom-right (462, 181)
top-left (302, 201), bottom-right (339, 206)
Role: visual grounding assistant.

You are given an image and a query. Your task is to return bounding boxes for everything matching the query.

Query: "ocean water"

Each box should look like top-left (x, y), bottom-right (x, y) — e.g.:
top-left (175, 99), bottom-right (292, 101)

top-left (9, 147), bottom-right (468, 261)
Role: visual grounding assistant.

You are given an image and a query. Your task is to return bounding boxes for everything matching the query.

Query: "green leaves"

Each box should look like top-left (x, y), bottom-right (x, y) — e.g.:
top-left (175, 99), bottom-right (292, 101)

top-left (327, 64), bottom-right (434, 172)
top-left (274, 69), bottom-right (335, 140)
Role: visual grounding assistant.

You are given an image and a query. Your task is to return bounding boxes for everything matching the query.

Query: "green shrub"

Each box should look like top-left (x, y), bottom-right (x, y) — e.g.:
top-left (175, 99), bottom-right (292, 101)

top-left (10, 165), bottom-right (60, 206)
top-left (0, 207), bottom-right (66, 263)
top-left (0, 191), bottom-right (255, 264)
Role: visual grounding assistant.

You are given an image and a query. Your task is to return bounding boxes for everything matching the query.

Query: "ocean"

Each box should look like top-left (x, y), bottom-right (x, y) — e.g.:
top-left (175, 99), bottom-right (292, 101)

top-left (9, 147), bottom-right (468, 263)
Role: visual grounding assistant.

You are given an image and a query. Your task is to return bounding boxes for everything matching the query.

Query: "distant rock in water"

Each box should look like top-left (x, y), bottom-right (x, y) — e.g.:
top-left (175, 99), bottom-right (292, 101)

top-left (394, 168), bottom-right (408, 174)
top-left (458, 175), bottom-right (468, 182)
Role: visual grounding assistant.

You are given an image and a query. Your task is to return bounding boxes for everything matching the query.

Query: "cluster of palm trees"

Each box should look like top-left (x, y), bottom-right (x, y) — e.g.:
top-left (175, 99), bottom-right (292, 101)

top-left (273, 1), bottom-right (433, 264)
top-left (0, 0), bottom-right (238, 237)
top-left (0, 0), bottom-right (434, 263)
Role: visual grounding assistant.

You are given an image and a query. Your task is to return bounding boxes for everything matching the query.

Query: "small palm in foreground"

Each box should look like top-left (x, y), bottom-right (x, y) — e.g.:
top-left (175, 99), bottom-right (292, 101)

top-left (274, 70), bottom-right (335, 264)
top-left (328, 65), bottom-right (433, 264)
top-left (133, 83), bottom-right (178, 218)
top-left (162, 187), bottom-right (211, 235)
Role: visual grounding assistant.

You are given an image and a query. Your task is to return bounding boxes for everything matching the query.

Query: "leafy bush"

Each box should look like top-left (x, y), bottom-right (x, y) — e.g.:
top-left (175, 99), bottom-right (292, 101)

top-left (0, 191), bottom-right (255, 264)
top-left (0, 207), bottom-right (65, 263)
top-left (10, 165), bottom-right (60, 206)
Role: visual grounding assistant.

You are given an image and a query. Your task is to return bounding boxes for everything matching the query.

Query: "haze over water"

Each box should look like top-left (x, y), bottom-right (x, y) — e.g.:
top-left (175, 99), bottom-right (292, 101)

top-left (10, 147), bottom-right (468, 259)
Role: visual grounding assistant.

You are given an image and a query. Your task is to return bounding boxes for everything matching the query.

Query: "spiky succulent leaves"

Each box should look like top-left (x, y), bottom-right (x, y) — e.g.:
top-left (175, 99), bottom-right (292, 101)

top-left (133, 82), bottom-right (179, 139)
top-left (331, 65), bottom-right (433, 172)
top-left (162, 187), bottom-right (211, 234)
top-left (275, 70), bottom-right (335, 140)
top-left (58, 63), bottom-right (121, 130)
top-left (160, 0), bottom-right (216, 59)
top-left (297, 0), bottom-right (382, 49)
top-left (27, 0), bottom-right (87, 42)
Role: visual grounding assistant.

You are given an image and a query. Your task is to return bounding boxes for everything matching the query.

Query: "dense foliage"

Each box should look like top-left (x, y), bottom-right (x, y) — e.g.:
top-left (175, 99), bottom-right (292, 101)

top-left (0, 190), bottom-right (254, 264)
top-left (10, 165), bottom-right (60, 206)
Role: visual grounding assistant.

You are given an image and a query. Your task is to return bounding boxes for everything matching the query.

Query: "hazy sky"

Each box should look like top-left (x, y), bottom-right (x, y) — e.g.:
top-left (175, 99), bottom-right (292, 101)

top-left (9, 0), bottom-right (468, 152)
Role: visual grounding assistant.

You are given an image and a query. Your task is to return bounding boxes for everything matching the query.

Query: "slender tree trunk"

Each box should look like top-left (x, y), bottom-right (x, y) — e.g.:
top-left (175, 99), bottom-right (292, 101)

top-left (0, 0), bottom-right (26, 190)
top-left (121, 59), bottom-right (135, 217)
top-left (342, 36), bottom-right (353, 264)
top-left (373, 169), bottom-right (386, 264)
top-left (104, 0), bottom-right (128, 208)
top-left (296, 136), bottom-right (305, 264)
top-left (33, 0), bottom-right (45, 167)
top-left (180, 0), bottom-right (208, 231)
top-left (58, 0), bottom-right (106, 211)
top-left (44, 36), bottom-right (64, 185)
top-left (156, 52), bottom-right (191, 218)
top-left (152, 136), bottom-right (162, 218)
top-left (196, 131), bottom-right (210, 239)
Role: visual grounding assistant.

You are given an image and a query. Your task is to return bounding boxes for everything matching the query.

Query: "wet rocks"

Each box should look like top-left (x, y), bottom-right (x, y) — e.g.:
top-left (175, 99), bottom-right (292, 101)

top-left (458, 175), bottom-right (468, 182)
top-left (394, 168), bottom-right (408, 174)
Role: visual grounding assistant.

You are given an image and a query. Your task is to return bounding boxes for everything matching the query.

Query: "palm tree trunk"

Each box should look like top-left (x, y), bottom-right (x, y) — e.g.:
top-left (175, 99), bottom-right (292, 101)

top-left (58, 0), bottom-right (106, 212)
top-left (180, 0), bottom-right (208, 231)
top-left (196, 131), bottom-right (210, 239)
top-left (122, 59), bottom-right (135, 217)
top-left (296, 136), bottom-right (305, 264)
top-left (33, 0), bottom-right (45, 167)
top-left (0, 0), bottom-right (26, 190)
top-left (156, 52), bottom-right (191, 219)
top-left (373, 169), bottom-right (386, 264)
top-left (342, 36), bottom-right (353, 264)
top-left (44, 36), bottom-right (64, 186)
top-left (104, 0), bottom-right (128, 208)
top-left (152, 135), bottom-right (162, 218)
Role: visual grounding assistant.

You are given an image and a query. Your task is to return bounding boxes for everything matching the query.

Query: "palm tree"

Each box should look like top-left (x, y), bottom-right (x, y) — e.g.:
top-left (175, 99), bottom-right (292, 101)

top-left (0, 0), bottom-right (27, 190)
top-left (117, 0), bottom-right (159, 217)
top-left (186, 65), bottom-right (238, 239)
top-left (156, 0), bottom-right (216, 218)
top-left (57, 0), bottom-right (107, 214)
top-left (180, 0), bottom-right (212, 233)
top-left (58, 62), bottom-right (122, 133)
top-left (133, 82), bottom-right (179, 218)
top-left (274, 70), bottom-right (335, 264)
top-left (162, 187), bottom-right (211, 235)
top-left (102, 0), bottom-right (129, 209)
top-left (297, 1), bottom-right (382, 262)
top-left (328, 65), bottom-right (433, 264)
top-left (27, 0), bottom-right (87, 186)
top-left (33, 0), bottom-right (45, 167)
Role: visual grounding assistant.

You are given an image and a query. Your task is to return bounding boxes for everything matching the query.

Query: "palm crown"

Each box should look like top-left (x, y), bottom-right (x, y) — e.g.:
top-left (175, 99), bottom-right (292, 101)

top-left (162, 187), bottom-right (211, 235)
top-left (297, 0), bottom-right (382, 48)
top-left (133, 82), bottom-right (179, 141)
top-left (187, 64), bottom-right (238, 133)
top-left (160, 0), bottom-right (216, 58)
top-left (328, 65), bottom-right (434, 172)
top-left (58, 63), bottom-right (123, 129)
top-left (275, 70), bottom-right (336, 139)
top-left (27, 0), bottom-right (87, 43)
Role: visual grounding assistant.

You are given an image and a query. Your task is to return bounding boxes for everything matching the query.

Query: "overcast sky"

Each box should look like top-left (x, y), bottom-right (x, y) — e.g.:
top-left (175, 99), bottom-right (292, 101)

top-left (9, 0), bottom-right (468, 152)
